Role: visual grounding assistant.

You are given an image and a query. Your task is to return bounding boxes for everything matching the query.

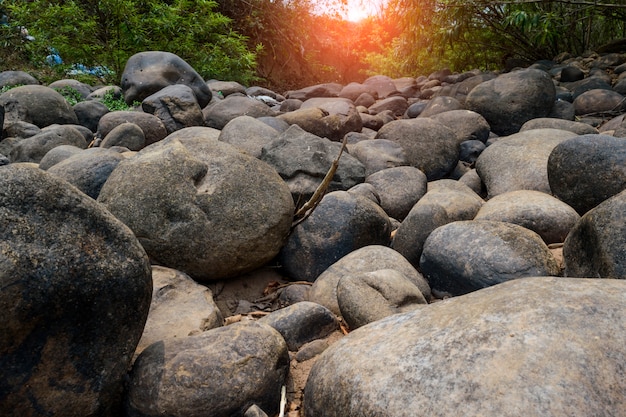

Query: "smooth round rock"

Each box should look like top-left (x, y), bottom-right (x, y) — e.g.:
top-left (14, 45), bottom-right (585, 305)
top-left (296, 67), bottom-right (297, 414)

top-left (0, 84), bottom-right (78, 127)
top-left (365, 166), bottom-right (427, 221)
top-left (420, 220), bottom-right (560, 296)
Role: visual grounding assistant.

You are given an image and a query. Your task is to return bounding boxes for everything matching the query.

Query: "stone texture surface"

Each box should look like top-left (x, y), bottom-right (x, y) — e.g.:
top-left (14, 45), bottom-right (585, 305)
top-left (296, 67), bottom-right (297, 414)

top-left (0, 84), bottom-right (78, 127)
top-left (0, 165), bottom-right (152, 417)
top-left (304, 277), bottom-right (626, 417)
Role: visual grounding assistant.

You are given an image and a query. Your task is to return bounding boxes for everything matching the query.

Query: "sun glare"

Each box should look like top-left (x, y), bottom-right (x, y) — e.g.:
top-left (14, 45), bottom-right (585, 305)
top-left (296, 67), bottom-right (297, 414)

top-left (345, 0), bottom-right (382, 22)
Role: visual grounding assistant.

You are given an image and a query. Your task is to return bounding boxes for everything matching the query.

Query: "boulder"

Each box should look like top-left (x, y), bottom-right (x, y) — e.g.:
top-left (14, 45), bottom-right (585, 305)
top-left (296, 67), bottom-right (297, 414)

top-left (127, 322), bottom-right (289, 417)
top-left (258, 301), bottom-right (338, 350)
top-left (218, 115), bottom-right (280, 158)
top-left (0, 70), bottom-right (39, 88)
top-left (338, 82), bottom-right (377, 102)
top-left (547, 134), bottom-right (626, 215)
top-left (49, 79), bottom-right (93, 100)
top-left (458, 140), bottom-right (486, 164)
top-left (418, 96), bottom-right (463, 118)
top-left (563, 189), bottom-right (626, 279)
top-left (559, 65), bottom-right (585, 82)
top-left (375, 118), bottom-right (459, 180)
top-left (348, 138), bottom-right (408, 176)
top-left (134, 266), bottom-right (224, 357)
top-left (564, 76), bottom-right (613, 99)
top-left (100, 121), bottom-right (146, 151)
top-left (304, 277), bottom-right (626, 417)
top-left (365, 166), bottom-right (428, 221)
top-left (337, 269), bottom-right (427, 330)
top-left (9, 124), bottom-right (87, 163)
top-left (284, 97), bottom-right (363, 141)
top-left (0, 165), bottom-right (152, 417)
top-left (420, 220), bottom-right (560, 296)
top-left (47, 147), bottom-right (125, 199)
top-left (207, 80), bottom-right (247, 97)
top-left (204, 95), bottom-right (276, 129)
top-left (38, 144), bottom-right (84, 170)
top-left (0, 84), bottom-right (78, 127)
top-left (573, 88), bottom-right (626, 116)
top-left (285, 83), bottom-right (343, 100)
top-left (141, 84), bottom-right (205, 133)
top-left (466, 68), bottom-right (556, 135)
top-left (429, 109), bottom-right (491, 143)
top-left (520, 117), bottom-right (599, 135)
top-left (73, 100), bottom-right (110, 133)
top-left (474, 190), bottom-right (580, 244)
top-left (309, 245), bottom-right (431, 316)
top-left (392, 179), bottom-right (484, 267)
top-left (363, 75), bottom-right (399, 98)
top-left (279, 191), bottom-right (391, 282)
top-left (368, 96), bottom-right (408, 117)
top-left (260, 125), bottom-right (365, 204)
top-left (121, 51), bottom-right (212, 107)
top-left (476, 128), bottom-right (577, 198)
top-left (97, 132), bottom-right (294, 281)
top-left (97, 110), bottom-right (168, 147)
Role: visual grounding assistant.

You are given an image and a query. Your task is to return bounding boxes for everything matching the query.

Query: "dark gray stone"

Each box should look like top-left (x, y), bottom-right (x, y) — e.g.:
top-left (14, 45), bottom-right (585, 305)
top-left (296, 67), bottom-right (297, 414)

top-left (121, 51), bottom-right (212, 107)
top-left (260, 125), bottom-right (365, 205)
top-left (97, 110), bottom-right (168, 147)
top-left (279, 191), bottom-right (391, 282)
top-left (9, 124), bottom-right (87, 163)
top-left (365, 166), bottom-right (427, 221)
top-left (348, 139), bottom-right (408, 176)
top-left (337, 269), bottom-right (427, 330)
top-left (309, 245), bottom-right (431, 316)
top-left (418, 96), bottom-right (463, 118)
top-left (98, 133), bottom-right (294, 281)
top-left (0, 85), bottom-right (78, 127)
top-left (573, 88), bottom-right (626, 116)
top-left (375, 118), bottom-right (459, 180)
top-left (304, 277), bottom-right (626, 417)
top-left (141, 84), bottom-right (205, 134)
top-left (100, 122), bottom-right (146, 151)
top-left (368, 96), bottom-right (408, 117)
top-left (49, 79), bottom-right (93, 99)
top-left (204, 95), bottom-right (276, 130)
top-left (430, 109), bottom-right (491, 143)
top-left (0, 165), bottom-right (152, 417)
top-left (466, 69), bottom-right (556, 136)
top-left (127, 322), bottom-right (289, 417)
top-left (259, 301), bottom-right (338, 350)
top-left (548, 134), bottom-right (626, 215)
top-left (474, 190), bottom-right (580, 244)
top-left (38, 144), bottom-right (88, 170)
top-left (563, 189), bottom-right (626, 279)
top-left (73, 100), bottom-right (110, 133)
top-left (559, 66), bottom-right (585, 82)
top-left (520, 117), bottom-right (598, 135)
top-left (420, 220), bottom-right (560, 296)
top-left (47, 148), bottom-right (125, 199)
top-left (219, 115), bottom-right (280, 158)
top-left (459, 140), bottom-right (486, 164)
top-left (0, 70), bottom-right (39, 88)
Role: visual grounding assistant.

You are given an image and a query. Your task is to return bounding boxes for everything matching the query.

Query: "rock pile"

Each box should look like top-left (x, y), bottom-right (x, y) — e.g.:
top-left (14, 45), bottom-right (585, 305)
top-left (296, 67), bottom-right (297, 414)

top-left (1, 49), bottom-right (626, 417)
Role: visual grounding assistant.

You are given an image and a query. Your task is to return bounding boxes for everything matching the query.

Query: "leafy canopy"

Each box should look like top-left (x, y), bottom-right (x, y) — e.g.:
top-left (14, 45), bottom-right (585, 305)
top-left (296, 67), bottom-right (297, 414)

top-left (4, 0), bottom-right (260, 84)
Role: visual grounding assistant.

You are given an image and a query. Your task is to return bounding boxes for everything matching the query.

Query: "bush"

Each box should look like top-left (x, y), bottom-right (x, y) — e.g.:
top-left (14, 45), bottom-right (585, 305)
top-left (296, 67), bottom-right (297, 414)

top-left (4, 0), bottom-right (260, 84)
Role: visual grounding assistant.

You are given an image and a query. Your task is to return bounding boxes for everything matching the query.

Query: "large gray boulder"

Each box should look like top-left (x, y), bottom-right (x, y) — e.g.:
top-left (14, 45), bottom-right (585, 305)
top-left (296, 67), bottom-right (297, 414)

top-left (420, 220), bottom-right (560, 296)
top-left (97, 110), bottom-right (168, 147)
top-left (204, 95), bottom-right (276, 129)
top-left (97, 130), bottom-right (294, 281)
top-left (563, 189), bottom-right (626, 279)
top-left (547, 134), bottom-right (626, 215)
top-left (466, 68), bottom-right (556, 135)
top-left (309, 245), bottom-right (431, 316)
top-left (295, 97), bottom-right (363, 140)
top-left (141, 84), bottom-right (205, 134)
top-left (375, 117), bottom-right (459, 180)
top-left (520, 117), bottom-right (599, 135)
top-left (474, 190), bottom-right (580, 244)
top-left (573, 88), bottom-right (626, 116)
top-left (0, 165), bottom-right (152, 417)
top-left (121, 51), bottom-right (212, 107)
top-left (279, 191), bottom-right (391, 282)
top-left (392, 179), bottom-right (484, 267)
top-left (9, 124), bottom-right (87, 163)
top-left (429, 109), bottom-right (491, 143)
top-left (219, 115), bottom-right (280, 158)
top-left (0, 70), bottom-right (39, 88)
top-left (0, 84), bottom-right (78, 127)
top-left (365, 166), bottom-right (427, 221)
top-left (46, 147), bottom-right (125, 199)
top-left (127, 322), bottom-right (289, 417)
top-left (304, 277), bottom-right (626, 417)
top-left (347, 139), bottom-right (408, 176)
top-left (260, 125), bottom-right (365, 205)
top-left (475, 128), bottom-right (577, 198)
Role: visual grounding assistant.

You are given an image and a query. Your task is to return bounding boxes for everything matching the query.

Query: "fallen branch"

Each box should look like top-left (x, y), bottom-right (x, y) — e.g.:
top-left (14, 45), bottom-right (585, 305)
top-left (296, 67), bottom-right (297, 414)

top-left (291, 135), bottom-right (348, 228)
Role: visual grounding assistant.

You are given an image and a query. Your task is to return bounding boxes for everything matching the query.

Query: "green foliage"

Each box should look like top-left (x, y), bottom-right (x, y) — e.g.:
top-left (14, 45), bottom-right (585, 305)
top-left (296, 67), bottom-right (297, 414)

top-left (4, 0), bottom-right (260, 84)
top-left (99, 90), bottom-right (139, 111)
top-left (54, 86), bottom-right (83, 106)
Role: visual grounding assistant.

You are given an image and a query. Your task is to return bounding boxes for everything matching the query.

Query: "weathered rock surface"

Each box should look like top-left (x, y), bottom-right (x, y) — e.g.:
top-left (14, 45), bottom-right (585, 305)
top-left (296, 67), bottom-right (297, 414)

top-left (304, 277), bottom-right (626, 417)
top-left (563, 189), bottom-right (626, 279)
top-left (9, 124), bottom-right (87, 163)
top-left (141, 84), bottom-right (205, 133)
top-left (466, 68), bottom-right (556, 135)
top-left (0, 165), bottom-right (152, 417)
top-left (474, 190), bottom-right (580, 244)
top-left (204, 95), bottom-right (276, 129)
top-left (279, 191), bottom-right (391, 282)
top-left (365, 166), bottom-right (428, 221)
top-left (121, 51), bottom-right (212, 107)
top-left (0, 85), bottom-right (78, 127)
top-left (548, 134), bottom-right (626, 215)
top-left (309, 245), bottom-right (431, 316)
top-left (127, 322), bottom-right (289, 417)
top-left (100, 121), bottom-right (146, 150)
top-left (97, 110), bottom-right (168, 147)
top-left (98, 131), bottom-right (294, 281)
top-left (420, 220), bottom-right (560, 296)
top-left (476, 128), bottom-right (577, 198)
top-left (219, 115), bottom-right (280, 158)
top-left (348, 139), bottom-right (408, 176)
